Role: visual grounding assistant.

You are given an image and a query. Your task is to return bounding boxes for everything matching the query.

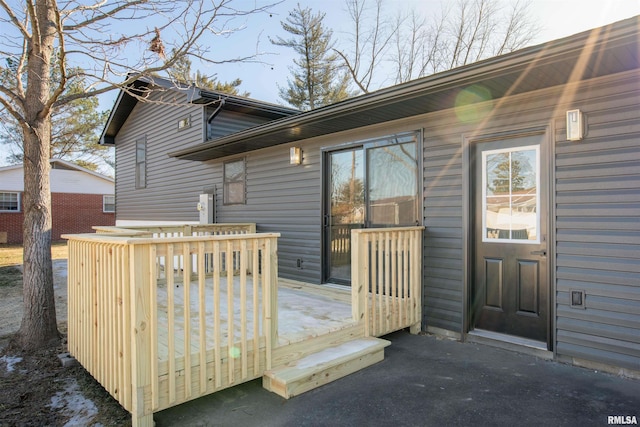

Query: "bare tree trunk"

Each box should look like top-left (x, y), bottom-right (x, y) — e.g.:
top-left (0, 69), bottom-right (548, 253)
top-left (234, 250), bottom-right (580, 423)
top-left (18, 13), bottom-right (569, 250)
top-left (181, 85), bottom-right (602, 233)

top-left (14, 0), bottom-right (60, 351)
top-left (1, 0), bottom-right (275, 352)
top-left (17, 123), bottom-right (60, 350)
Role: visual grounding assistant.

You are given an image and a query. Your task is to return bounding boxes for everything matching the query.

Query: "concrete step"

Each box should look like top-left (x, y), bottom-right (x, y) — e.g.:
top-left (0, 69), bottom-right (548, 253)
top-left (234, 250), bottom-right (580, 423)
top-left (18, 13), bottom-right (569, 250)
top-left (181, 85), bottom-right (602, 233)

top-left (263, 337), bottom-right (390, 399)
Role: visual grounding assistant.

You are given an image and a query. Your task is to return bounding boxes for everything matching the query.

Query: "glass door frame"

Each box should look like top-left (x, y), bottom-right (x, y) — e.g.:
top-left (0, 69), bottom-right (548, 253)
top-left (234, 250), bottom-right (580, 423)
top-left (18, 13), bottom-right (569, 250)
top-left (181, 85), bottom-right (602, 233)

top-left (323, 144), bottom-right (365, 285)
top-left (321, 130), bottom-right (422, 285)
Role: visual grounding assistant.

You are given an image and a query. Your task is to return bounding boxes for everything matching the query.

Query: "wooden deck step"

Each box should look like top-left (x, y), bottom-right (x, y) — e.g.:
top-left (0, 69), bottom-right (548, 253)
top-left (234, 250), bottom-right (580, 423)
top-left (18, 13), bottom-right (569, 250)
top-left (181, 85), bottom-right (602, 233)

top-left (262, 337), bottom-right (391, 399)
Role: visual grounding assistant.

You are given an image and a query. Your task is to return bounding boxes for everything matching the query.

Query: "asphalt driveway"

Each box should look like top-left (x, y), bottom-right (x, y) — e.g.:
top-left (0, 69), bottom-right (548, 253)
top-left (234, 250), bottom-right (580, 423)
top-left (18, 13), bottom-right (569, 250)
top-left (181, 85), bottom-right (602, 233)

top-left (154, 330), bottom-right (639, 427)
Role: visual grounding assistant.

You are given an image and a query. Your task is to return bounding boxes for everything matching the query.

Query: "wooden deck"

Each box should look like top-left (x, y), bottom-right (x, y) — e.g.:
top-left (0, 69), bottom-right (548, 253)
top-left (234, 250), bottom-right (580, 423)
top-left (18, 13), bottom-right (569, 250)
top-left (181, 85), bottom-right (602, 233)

top-left (151, 277), bottom-right (359, 411)
top-left (64, 224), bottom-right (423, 426)
top-left (156, 278), bottom-right (353, 356)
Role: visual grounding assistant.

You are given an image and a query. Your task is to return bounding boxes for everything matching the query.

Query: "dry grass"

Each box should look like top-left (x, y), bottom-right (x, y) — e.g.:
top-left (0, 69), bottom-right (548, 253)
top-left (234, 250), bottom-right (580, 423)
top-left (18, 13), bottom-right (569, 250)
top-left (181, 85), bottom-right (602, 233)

top-left (0, 242), bottom-right (68, 267)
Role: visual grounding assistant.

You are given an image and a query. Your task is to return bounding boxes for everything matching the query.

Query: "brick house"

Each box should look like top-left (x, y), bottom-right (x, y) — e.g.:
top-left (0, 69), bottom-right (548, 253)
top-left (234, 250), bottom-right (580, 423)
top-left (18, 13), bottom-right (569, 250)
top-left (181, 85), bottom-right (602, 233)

top-left (0, 159), bottom-right (114, 244)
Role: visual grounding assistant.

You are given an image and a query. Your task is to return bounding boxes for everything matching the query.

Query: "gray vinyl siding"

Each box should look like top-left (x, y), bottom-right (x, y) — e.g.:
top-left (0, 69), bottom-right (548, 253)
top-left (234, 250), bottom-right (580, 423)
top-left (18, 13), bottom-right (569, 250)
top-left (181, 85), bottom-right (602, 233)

top-left (115, 92), bottom-right (225, 222)
top-left (207, 110), bottom-right (274, 139)
top-left (420, 70), bottom-right (640, 372)
top-left (423, 134), bottom-right (465, 332)
top-left (115, 89), bottom-right (327, 282)
top-left (215, 140), bottom-right (325, 283)
top-left (115, 94), bottom-right (284, 223)
top-left (553, 73), bottom-right (640, 371)
top-left (114, 69), bottom-right (640, 372)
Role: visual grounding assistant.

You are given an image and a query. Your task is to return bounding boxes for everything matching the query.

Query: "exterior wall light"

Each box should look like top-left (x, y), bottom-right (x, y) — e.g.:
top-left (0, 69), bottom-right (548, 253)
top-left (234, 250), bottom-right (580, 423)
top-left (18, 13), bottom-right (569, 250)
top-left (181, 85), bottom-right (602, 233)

top-left (290, 147), bottom-right (302, 165)
top-left (566, 109), bottom-right (584, 141)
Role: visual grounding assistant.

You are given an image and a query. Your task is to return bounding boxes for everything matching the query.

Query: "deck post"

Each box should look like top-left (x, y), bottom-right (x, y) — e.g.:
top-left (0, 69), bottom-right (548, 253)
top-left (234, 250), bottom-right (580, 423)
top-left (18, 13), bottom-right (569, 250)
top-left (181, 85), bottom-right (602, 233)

top-left (409, 228), bottom-right (423, 335)
top-left (129, 243), bottom-right (154, 427)
top-left (247, 223), bottom-right (256, 274)
top-left (351, 230), bottom-right (367, 334)
top-left (264, 236), bottom-right (279, 369)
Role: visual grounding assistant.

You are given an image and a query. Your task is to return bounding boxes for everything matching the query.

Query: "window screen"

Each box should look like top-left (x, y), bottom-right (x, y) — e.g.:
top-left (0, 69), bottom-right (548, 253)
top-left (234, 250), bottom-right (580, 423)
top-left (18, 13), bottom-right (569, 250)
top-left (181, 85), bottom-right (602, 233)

top-left (223, 158), bottom-right (246, 205)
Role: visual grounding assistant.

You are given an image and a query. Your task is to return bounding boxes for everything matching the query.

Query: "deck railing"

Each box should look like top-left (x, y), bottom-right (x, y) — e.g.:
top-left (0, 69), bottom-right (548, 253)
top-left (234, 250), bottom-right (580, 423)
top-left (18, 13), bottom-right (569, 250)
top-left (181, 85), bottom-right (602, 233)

top-left (66, 223), bottom-right (423, 426)
top-left (65, 229), bottom-right (278, 427)
top-left (94, 224), bottom-right (258, 276)
top-left (351, 226), bottom-right (424, 337)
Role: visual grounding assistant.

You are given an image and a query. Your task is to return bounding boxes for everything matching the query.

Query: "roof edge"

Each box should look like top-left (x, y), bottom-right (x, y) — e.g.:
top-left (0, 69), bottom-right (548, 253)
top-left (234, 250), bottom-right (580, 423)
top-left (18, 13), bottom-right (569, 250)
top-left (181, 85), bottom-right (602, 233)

top-left (0, 159), bottom-right (114, 182)
top-left (99, 75), bottom-right (299, 146)
top-left (169, 15), bottom-right (640, 161)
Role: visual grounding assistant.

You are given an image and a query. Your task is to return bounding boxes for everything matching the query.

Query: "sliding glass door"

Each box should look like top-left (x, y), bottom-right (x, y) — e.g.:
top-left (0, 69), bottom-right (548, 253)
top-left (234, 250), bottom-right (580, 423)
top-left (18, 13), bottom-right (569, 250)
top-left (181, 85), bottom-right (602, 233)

top-left (323, 131), bottom-right (420, 285)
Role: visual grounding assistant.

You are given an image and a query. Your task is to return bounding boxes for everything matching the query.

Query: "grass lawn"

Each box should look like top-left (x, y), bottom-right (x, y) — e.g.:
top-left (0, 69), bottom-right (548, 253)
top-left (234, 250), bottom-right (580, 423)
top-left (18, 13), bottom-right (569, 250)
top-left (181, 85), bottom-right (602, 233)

top-left (0, 242), bottom-right (68, 267)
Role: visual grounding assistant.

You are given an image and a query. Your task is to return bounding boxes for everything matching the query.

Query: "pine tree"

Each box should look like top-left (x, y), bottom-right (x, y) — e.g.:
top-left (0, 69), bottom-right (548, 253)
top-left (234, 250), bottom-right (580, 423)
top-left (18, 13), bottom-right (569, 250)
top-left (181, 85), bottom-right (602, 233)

top-left (168, 54), bottom-right (250, 96)
top-left (0, 59), bottom-right (112, 172)
top-left (271, 4), bottom-right (352, 110)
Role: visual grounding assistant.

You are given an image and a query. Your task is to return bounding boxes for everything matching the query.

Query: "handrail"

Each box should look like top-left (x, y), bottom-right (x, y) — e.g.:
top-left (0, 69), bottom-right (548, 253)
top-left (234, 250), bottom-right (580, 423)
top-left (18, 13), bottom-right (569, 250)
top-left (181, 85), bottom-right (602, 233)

top-left (93, 223), bottom-right (256, 237)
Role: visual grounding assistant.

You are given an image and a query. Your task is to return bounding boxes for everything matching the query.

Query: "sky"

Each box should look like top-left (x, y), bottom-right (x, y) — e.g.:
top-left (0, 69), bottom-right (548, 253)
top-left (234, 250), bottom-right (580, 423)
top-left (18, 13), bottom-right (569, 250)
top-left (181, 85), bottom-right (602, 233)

top-left (196, 0), bottom-right (640, 106)
top-left (1, 0), bottom-right (639, 170)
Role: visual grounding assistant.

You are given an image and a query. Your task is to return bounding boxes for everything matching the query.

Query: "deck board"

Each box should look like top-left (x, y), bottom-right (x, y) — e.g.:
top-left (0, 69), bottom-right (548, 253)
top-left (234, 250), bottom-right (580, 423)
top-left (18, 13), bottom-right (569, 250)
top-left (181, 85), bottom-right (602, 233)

top-left (155, 276), bottom-right (354, 363)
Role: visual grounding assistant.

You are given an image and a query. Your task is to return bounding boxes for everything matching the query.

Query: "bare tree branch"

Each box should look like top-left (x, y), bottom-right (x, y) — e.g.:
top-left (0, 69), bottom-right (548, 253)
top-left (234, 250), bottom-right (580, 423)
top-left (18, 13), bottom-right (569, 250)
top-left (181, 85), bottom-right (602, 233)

top-left (382, 0), bottom-right (539, 84)
top-left (62, 0), bottom-right (151, 31)
top-left (0, 85), bottom-right (26, 123)
top-left (44, 1), bottom-right (67, 117)
top-left (495, 0), bottom-right (539, 55)
top-left (0, 0), bottom-right (31, 39)
top-left (0, 0), bottom-right (281, 352)
top-left (334, 0), bottom-right (396, 94)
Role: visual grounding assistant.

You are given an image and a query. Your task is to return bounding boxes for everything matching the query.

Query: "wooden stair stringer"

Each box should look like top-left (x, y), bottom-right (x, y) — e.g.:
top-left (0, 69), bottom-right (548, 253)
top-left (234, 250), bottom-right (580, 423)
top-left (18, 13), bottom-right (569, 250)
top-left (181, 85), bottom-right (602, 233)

top-left (263, 337), bottom-right (390, 399)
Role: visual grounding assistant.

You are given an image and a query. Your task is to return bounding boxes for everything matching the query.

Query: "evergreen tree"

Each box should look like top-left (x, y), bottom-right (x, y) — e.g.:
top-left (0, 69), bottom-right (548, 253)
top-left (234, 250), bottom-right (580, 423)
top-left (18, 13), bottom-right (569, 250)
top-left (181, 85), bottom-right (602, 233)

top-left (489, 155), bottom-right (525, 194)
top-left (271, 4), bottom-right (352, 110)
top-left (0, 59), bottom-right (112, 173)
top-left (168, 54), bottom-right (250, 96)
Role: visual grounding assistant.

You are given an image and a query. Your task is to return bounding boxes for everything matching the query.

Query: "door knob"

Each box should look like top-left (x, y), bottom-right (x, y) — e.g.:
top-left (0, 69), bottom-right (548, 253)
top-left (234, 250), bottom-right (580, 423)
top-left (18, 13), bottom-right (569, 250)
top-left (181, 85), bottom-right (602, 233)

top-left (530, 250), bottom-right (547, 256)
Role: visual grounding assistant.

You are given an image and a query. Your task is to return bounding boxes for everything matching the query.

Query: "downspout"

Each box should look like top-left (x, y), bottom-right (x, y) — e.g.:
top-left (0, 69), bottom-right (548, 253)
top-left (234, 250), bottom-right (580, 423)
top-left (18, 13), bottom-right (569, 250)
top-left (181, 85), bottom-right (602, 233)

top-left (207, 98), bottom-right (226, 123)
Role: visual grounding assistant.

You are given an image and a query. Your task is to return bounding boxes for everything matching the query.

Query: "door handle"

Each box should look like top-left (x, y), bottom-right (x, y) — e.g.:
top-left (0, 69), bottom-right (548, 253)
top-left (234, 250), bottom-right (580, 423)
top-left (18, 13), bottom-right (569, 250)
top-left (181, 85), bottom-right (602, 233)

top-left (530, 250), bottom-right (547, 256)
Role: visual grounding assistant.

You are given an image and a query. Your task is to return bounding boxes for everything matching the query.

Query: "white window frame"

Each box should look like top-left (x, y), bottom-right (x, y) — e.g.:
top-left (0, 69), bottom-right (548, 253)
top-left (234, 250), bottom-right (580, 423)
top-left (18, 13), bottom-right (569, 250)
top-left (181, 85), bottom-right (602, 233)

top-left (0, 192), bottom-right (20, 212)
top-left (103, 195), bottom-right (115, 213)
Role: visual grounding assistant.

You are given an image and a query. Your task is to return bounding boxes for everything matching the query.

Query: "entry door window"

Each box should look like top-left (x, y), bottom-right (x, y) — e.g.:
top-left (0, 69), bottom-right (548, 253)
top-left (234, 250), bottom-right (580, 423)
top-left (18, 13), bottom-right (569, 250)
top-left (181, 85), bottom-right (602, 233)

top-left (482, 145), bottom-right (539, 243)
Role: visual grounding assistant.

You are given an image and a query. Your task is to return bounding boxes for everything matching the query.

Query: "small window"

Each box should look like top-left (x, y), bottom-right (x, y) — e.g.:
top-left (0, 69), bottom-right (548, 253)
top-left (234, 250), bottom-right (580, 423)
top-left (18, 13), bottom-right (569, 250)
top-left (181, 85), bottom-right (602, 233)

top-left (0, 192), bottom-right (20, 212)
top-left (103, 195), bottom-right (115, 213)
top-left (223, 158), bottom-right (246, 205)
top-left (135, 137), bottom-right (146, 189)
top-left (178, 116), bottom-right (191, 130)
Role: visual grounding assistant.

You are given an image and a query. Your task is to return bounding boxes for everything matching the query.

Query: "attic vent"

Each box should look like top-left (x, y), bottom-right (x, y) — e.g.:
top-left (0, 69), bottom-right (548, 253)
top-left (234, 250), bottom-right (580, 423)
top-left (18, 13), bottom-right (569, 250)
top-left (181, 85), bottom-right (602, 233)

top-left (570, 290), bottom-right (586, 309)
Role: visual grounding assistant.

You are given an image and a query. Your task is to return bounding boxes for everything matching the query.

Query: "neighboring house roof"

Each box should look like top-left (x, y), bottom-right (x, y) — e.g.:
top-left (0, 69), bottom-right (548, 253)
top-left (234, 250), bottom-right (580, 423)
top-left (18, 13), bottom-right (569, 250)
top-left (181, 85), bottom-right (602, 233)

top-left (0, 159), bottom-right (114, 194)
top-left (168, 16), bottom-right (639, 161)
top-left (99, 75), bottom-right (299, 145)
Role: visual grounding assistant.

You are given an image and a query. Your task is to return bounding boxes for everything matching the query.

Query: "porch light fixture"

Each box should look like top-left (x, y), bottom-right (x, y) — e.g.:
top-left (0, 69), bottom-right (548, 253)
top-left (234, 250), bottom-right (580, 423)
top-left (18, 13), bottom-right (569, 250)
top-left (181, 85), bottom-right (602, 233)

top-left (290, 147), bottom-right (302, 165)
top-left (566, 109), bottom-right (584, 141)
